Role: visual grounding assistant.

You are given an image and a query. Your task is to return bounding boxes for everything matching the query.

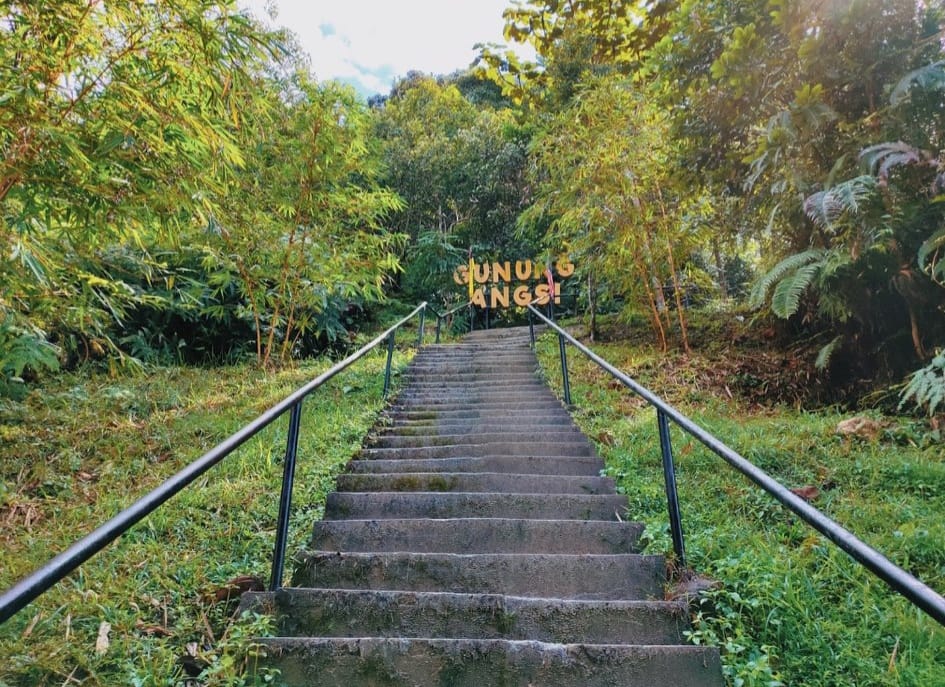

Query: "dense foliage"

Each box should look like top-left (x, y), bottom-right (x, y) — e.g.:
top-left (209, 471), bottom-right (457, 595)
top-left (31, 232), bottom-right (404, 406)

top-left (472, 0), bottom-right (945, 400)
top-left (1, 0), bottom-right (403, 379)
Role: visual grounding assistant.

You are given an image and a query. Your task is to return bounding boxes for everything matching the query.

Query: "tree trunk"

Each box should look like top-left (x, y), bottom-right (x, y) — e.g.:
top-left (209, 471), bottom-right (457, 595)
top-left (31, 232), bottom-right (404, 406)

top-left (665, 240), bottom-right (691, 354)
top-left (712, 238), bottom-right (728, 299)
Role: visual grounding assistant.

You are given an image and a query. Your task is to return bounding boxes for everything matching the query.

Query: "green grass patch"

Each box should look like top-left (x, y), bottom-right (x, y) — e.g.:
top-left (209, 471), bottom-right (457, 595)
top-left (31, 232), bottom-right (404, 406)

top-left (0, 344), bottom-right (415, 686)
top-left (535, 331), bottom-right (944, 686)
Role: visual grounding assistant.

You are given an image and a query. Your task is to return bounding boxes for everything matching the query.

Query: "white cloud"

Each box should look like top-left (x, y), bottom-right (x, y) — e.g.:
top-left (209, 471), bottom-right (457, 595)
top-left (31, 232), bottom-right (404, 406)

top-left (240, 0), bottom-right (533, 96)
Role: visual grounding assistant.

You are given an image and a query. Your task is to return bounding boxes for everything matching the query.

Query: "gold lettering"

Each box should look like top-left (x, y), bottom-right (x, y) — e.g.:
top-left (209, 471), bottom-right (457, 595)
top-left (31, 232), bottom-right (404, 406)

top-left (453, 265), bottom-right (468, 285)
top-left (534, 283), bottom-right (550, 305)
top-left (515, 260), bottom-right (532, 281)
top-left (491, 286), bottom-right (510, 308)
top-left (473, 262), bottom-right (490, 283)
top-left (513, 285), bottom-right (531, 306)
top-left (555, 257), bottom-right (575, 278)
top-left (492, 261), bottom-right (511, 283)
top-left (471, 288), bottom-right (486, 307)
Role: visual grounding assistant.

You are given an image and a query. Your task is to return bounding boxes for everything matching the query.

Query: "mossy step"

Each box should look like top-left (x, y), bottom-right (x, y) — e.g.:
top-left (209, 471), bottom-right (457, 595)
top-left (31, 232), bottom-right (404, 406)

top-left (346, 455), bottom-right (604, 476)
top-left (358, 442), bottom-right (595, 460)
top-left (291, 551), bottom-right (666, 600)
top-left (256, 637), bottom-right (723, 687)
top-left (324, 492), bottom-right (628, 521)
top-left (367, 431), bottom-right (589, 448)
top-left (335, 472), bottom-right (614, 495)
top-left (309, 518), bottom-right (642, 554)
top-left (242, 589), bottom-right (685, 644)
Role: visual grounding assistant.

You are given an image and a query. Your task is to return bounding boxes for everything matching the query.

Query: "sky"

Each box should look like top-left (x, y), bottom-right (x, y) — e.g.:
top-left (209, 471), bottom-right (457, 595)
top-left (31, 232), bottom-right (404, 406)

top-left (239, 0), bottom-right (531, 98)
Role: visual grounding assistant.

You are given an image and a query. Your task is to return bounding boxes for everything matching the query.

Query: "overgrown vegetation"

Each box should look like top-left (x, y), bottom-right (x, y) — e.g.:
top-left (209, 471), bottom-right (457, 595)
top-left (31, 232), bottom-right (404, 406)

top-left (0, 343), bottom-right (415, 685)
top-left (535, 320), bottom-right (944, 685)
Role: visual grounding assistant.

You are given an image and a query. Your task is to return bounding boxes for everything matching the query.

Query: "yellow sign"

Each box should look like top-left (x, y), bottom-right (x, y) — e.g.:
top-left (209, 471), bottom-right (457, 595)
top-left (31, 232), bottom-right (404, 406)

top-left (453, 257), bottom-right (575, 308)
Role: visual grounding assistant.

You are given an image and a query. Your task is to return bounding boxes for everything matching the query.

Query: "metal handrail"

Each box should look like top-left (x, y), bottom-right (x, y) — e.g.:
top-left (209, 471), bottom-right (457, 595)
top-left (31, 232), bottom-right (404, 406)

top-left (0, 302), bottom-right (428, 625)
top-left (430, 301), bottom-right (473, 343)
top-left (526, 304), bottom-right (945, 627)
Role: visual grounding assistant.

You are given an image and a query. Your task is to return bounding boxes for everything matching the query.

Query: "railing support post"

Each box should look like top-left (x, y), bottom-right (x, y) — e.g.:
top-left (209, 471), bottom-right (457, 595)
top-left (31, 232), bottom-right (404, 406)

top-left (558, 331), bottom-right (572, 406)
top-left (469, 304), bottom-right (474, 332)
top-left (435, 316), bottom-right (442, 344)
top-left (269, 401), bottom-right (303, 591)
top-left (546, 300), bottom-right (571, 405)
top-left (383, 331), bottom-right (396, 397)
top-left (527, 308), bottom-right (535, 347)
top-left (417, 307), bottom-right (426, 348)
top-left (657, 409), bottom-right (687, 570)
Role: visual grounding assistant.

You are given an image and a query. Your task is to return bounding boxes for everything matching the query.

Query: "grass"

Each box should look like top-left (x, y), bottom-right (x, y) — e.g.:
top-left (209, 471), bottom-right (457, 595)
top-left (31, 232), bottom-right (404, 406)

top-left (534, 325), bottom-right (944, 686)
top-left (0, 332), bottom-right (419, 686)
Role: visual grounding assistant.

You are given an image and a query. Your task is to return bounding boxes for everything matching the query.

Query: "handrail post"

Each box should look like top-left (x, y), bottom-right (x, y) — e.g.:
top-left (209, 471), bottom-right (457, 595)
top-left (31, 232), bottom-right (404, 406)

top-left (469, 304), bottom-right (474, 332)
top-left (269, 401), bottom-right (303, 591)
top-left (558, 331), bottom-right (572, 406)
top-left (657, 409), bottom-right (687, 569)
top-left (527, 308), bottom-right (535, 347)
top-left (435, 316), bottom-right (442, 344)
top-left (417, 306), bottom-right (426, 348)
top-left (383, 331), bottom-right (396, 397)
top-left (547, 300), bottom-right (572, 405)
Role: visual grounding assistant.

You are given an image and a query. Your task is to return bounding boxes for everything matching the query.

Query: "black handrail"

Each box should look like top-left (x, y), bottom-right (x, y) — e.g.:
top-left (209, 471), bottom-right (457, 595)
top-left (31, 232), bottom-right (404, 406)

top-left (527, 304), bottom-right (945, 627)
top-left (431, 301), bottom-right (472, 343)
top-left (0, 302), bottom-right (428, 625)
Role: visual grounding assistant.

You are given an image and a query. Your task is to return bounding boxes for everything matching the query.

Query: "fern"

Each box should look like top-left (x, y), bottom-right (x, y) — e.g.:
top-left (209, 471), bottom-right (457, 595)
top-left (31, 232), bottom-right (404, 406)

top-left (859, 142), bottom-right (925, 181)
top-left (0, 320), bottom-right (61, 381)
top-left (889, 60), bottom-right (945, 106)
top-left (918, 225), bottom-right (945, 285)
top-left (803, 175), bottom-right (875, 229)
top-left (748, 249), bottom-right (824, 309)
top-left (814, 336), bottom-right (844, 371)
top-left (771, 260), bottom-right (821, 318)
top-left (899, 352), bottom-right (945, 416)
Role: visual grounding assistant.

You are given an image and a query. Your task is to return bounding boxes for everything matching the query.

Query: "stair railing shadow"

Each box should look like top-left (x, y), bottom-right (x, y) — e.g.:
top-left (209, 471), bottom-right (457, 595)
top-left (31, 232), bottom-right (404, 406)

top-left (526, 303), bottom-right (945, 628)
top-left (0, 303), bottom-right (429, 625)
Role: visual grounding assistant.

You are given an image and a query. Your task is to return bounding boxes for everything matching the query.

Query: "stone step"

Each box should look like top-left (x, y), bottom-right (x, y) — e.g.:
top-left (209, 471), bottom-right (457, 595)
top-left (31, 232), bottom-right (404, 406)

top-left (385, 412), bottom-right (572, 425)
top-left (242, 589), bottom-right (686, 644)
top-left (335, 472), bottom-right (615, 495)
top-left (324, 492), bottom-right (628, 521)
top-left (391, 399), bottom-right (564, 411)
top-left (358, 442), bottom-right (595, 460)
top-left (404, 376), bottom-right (541, 383)
top-left (347, 455), bottom-right (604, 476)
top-left (309, 518), bottom-right (643, 554)
top-left (291, 552), bottom-right (666, 600)
top-left (256, 637), bottom-right (723, 686)
top-left (367, 431), bottom-right (588, 448)
top-left (380, 422), bottom-right (581, 436)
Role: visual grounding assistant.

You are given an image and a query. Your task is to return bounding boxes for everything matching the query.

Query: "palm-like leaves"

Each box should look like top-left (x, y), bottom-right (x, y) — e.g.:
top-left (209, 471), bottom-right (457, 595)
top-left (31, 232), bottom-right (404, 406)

top-left (749, 249), bottom-right (824, 310)
top-left (889, 60), bottom-right (945, 106)
top-left (803, 175), bottom-right (875, 229)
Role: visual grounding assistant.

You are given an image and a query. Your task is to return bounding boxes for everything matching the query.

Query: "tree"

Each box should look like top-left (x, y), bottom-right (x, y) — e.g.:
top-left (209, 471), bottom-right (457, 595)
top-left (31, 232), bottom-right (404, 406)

top-left (374, 74), bottom-right (534, 306)
top-left (523, 75), bottom-right (699, 349)
top-left (206, 65), bottom-right (405, 365)
top-left (0, 0), bottom-right (275, 375)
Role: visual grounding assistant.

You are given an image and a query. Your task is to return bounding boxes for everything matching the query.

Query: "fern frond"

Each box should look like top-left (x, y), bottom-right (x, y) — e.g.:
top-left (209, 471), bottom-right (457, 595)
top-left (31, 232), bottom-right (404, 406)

top-left (918, 225), bottom-right (945, 285)
top-left (860, 142), bottom-right (924, 180)
top-left (771, 260), bottom-right (821, 318)
top-left (803, 176), bottom-right (875, 229)
top-left (890, 60), bottom-right (945, 106)
top-left (815, 335), bottom-right (843, 371)
top-left (899, 352), bottom-right (945, 415)
top-left (748, 249), bottom-right (824, 309)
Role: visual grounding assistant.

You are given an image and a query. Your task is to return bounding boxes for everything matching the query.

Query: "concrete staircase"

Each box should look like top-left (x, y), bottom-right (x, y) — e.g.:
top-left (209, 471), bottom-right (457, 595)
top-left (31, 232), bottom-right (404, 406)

top-left (243, 326), bottom-right (723, 685)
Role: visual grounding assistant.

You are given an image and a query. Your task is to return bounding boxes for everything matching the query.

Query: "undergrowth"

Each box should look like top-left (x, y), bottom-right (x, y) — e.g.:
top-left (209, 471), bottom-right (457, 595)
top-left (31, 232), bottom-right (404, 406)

top-left (535, 329), bottom-right (944, 686)
top-left (0, 333), bottom-right (418, 686)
